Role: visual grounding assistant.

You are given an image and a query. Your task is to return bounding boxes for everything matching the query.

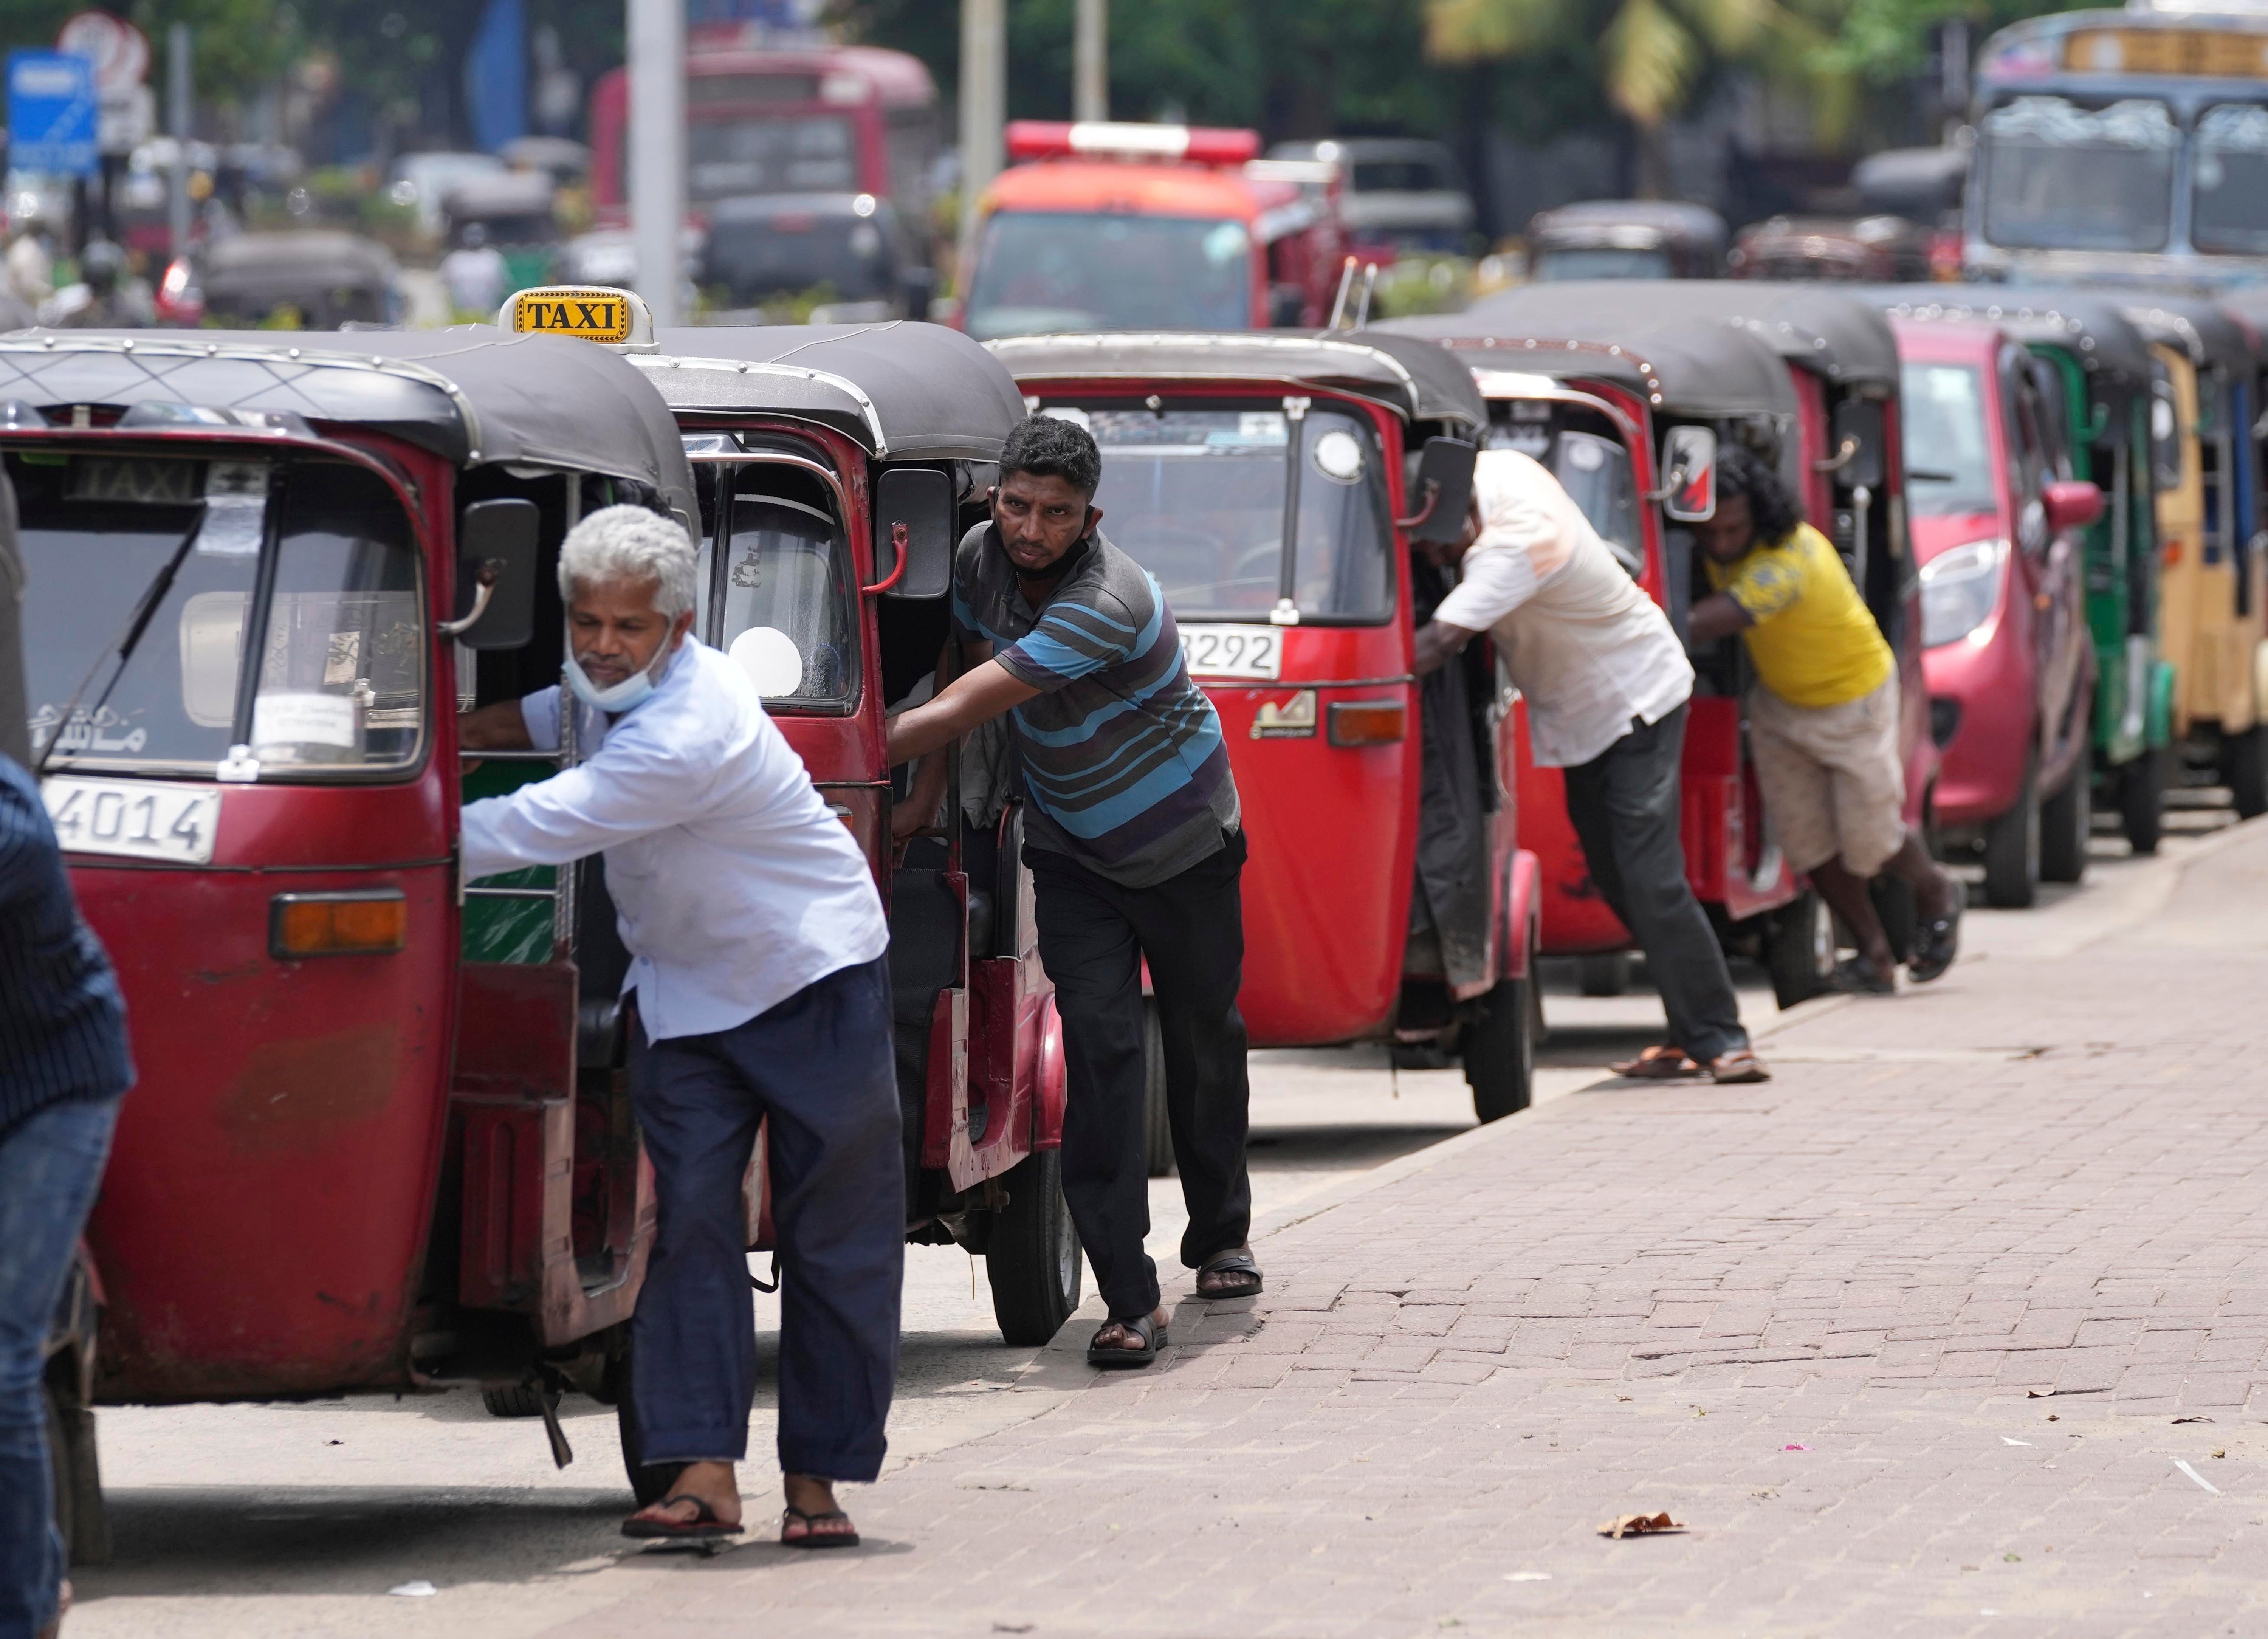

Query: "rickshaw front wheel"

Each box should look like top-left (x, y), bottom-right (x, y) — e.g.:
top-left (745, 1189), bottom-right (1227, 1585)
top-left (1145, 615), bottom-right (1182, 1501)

top-left (987, 1146), bottom-right (1083, 1346)
top-left (1462, 976), bottom-right (1536, 1123)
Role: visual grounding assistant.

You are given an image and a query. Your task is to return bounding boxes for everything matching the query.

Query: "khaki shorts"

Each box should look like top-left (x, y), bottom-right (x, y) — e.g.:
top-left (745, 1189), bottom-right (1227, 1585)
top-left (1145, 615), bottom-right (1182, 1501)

top-left (1748, 676), bottom-right (1907, 876)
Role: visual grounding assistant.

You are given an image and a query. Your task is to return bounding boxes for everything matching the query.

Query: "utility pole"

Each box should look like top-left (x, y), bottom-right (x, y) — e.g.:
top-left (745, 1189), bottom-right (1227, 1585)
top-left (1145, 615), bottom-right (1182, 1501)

top-left (1073, 0), bottom-right (1106, 124)
top-left (957, 0), bottom-right (1005, 278)
top-left (167, 24), bottom-right (191, 260)
top-left (628, 0), bottom-right (685, 328)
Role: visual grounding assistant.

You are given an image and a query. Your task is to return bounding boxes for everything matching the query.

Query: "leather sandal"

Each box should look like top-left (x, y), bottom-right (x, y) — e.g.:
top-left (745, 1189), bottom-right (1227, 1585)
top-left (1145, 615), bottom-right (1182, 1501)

top-left (1196, 1247), bottom-right (1263, 1299)
top-left (1705, 1049), bottom-right (1771, 1084)
top-left (1908, 878), bottom-right (1964, 984)
top-left (1610, 1044), bottom-right (1704, 1080)
top-left (1087, 1311), bottom-right (1166, 1369)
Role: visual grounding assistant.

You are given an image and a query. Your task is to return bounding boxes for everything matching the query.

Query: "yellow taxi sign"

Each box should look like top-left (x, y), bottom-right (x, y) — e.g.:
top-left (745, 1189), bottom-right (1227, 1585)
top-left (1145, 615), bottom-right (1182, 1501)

top-left (500, 285), bottom-right (654, 350)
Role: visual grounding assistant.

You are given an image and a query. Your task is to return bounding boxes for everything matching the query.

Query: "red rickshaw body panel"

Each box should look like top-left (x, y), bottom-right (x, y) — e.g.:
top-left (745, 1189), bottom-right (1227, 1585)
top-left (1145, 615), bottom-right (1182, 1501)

top-left (65, 432), bottom-right (464, 1403)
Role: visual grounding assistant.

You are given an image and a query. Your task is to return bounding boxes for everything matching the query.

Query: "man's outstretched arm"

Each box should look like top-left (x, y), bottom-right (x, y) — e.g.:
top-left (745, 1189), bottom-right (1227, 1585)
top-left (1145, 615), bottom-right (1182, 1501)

top-left (1687, 592), bottom-right (1755, 644)
top-left (886, 658), bottom-right (1040, 766)
top-left (1413, 619), bottom-right (1481, 679)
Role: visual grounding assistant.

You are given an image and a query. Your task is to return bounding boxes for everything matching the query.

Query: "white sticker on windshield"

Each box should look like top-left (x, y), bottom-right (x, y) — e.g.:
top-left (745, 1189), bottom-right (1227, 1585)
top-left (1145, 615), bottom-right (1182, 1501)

top-left (253, 691), bottom-right (358, 751)
top-left (198, 463), bottom-right (271, 558)
top-left (1235, 412), bottom-right (1288, 445)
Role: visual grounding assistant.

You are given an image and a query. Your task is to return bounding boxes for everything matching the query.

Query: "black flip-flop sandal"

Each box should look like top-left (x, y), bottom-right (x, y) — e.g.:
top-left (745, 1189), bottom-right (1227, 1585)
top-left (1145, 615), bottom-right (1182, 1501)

top-left (781, 1503), bottom-right (860, 1549)
top-left (1086, 1312), bottom-right (1166, 1369)
top-left (1907, 878), bottom-right (1965, 984)
top-left (621, 1494), bottom-right (745, 1540)
top-left (1196, 1247), bottom-right (1263, 1300)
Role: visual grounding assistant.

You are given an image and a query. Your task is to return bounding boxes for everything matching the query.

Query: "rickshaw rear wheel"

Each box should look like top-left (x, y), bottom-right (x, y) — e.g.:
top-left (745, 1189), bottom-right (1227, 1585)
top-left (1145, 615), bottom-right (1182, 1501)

top-left (43, 1380), bottom-right (107, 1566)
top-left (1141, 999), bottom-right (1175, 1179)
top-left (2039, 765), bottom-right (2090, 885)
top-left (1577, 953), bottom-right (1631, 996)
top-left (1463, 976), bottom-right (1536, 1123)
top-left (2225, 725), bottom-right (2268, 820)
top-left (987, 1146), bottom-right (1082, 1346)
top-left (1766, 888), bottom-right (1836, 1010)
top-left (1981, 759), bottom-right (2041, 908)
top-left (613, 1345), bottom-right (685, 1508)
top-left (482, 1382), bottom-right (550, 1418)
top-left (2120, 748), bottom-right (2166, 855)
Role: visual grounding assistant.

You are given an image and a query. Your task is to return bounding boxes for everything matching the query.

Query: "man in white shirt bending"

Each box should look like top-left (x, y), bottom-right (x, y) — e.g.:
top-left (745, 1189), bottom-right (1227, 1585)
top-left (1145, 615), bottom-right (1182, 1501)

top-left (1413, 449), bottom-right (1765, 1084)
top-left (458, 505), bottom-right (895, 1548)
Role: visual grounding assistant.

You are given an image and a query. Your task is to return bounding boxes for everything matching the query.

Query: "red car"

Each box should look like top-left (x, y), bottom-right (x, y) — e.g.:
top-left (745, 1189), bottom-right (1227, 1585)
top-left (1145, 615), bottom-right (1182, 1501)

top-left (1891, 316), bottom-right (2101, 906)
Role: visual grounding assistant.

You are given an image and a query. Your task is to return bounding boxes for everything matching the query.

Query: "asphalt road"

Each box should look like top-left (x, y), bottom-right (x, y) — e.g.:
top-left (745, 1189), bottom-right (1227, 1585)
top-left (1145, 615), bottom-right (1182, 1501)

top-left (66, 793), bottom-right (2233, 1637)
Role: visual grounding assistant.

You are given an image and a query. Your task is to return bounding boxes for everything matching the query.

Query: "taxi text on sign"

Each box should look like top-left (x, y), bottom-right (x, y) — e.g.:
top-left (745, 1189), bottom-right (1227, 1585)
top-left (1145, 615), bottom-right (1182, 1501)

top-left (509, 288), bottom-right (634, 344)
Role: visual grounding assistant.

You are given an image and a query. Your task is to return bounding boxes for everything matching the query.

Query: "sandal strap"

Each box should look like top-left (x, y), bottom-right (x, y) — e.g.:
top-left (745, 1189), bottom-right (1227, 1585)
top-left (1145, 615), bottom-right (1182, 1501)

top-left (1200, 1249), bottom-right (1259, 1276)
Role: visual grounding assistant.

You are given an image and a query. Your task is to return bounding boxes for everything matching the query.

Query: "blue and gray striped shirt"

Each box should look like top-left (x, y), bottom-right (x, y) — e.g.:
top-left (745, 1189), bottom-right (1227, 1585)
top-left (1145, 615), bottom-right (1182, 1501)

top-left (0, 756), bottom-right (133, 1137)
top-left (953, 524), bottom-right (1239, 888)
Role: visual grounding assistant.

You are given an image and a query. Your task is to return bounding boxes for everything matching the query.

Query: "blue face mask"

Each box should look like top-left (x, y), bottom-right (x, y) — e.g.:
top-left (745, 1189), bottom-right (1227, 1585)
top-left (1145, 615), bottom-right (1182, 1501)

top-left (565, 643), bottom-right (669, 713)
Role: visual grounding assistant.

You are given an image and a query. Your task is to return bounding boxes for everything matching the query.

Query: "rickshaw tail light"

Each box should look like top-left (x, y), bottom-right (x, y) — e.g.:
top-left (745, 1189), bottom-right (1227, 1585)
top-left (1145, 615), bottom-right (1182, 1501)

top-left (271, 892), bottom-right (408, 959)
top-left (1328, 700), bottom-right (1408, 748)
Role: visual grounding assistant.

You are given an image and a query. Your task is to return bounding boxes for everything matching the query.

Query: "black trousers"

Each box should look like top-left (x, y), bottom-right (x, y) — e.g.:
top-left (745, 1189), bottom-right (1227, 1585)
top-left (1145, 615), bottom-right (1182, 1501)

top-left (1560, 705), bottom-right (1750, 1063)
top-left (628, 955), bottom-right (903, 1481)
top-left (1026, 832), bottom-right (1253, 1320)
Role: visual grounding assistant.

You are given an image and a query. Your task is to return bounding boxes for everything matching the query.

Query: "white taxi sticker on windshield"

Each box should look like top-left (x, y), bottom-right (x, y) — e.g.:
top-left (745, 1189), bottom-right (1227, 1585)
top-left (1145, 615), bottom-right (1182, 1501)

top-left (1179, 625), bottom-right (1281, 680)
top-left (500, 286), bottom-right (651, 347)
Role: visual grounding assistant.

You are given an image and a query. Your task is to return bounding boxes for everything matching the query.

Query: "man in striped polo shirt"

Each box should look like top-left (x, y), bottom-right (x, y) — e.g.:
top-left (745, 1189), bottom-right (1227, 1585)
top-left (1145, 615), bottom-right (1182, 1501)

top-left (887, 414), bottom-right (1257, 1369)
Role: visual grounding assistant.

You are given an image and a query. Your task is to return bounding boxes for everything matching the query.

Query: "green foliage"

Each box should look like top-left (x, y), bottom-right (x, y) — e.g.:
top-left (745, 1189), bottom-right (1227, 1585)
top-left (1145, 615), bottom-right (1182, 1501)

top-left (5, 0), bottom-right (301, 105)
top-left (1812, 0), bottom-right (2096, 86)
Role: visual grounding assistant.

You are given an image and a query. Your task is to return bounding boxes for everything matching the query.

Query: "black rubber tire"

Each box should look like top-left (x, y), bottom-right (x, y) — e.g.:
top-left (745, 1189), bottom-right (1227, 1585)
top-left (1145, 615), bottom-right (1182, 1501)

top-left (1462, 976), bottom-right (1536, 1124)
top-left (1766, 888), bottom-right (1836, 1010)
top-left (614, 1343), bottom-right (683, 1508)
top-left (2228, 725), bottom-right (2268, 820)
top-left (1576, 952), bottom-right (1631, 996)
top-left (987, 1146), bottom-right (1083, 1346)
top-left (1982, 759), bottom-right (2041, 908)
top-left (482, 1382), bottom-right (549, 1419)
top-left (2121, 747), bottom-right (2166, 855)
top-left (1140, 998), bottom-right (1174, 1179)
top-left (2039, 767), bottom-right (2090, 885)
top-left (45, 1385), bottom-right (73, 1565)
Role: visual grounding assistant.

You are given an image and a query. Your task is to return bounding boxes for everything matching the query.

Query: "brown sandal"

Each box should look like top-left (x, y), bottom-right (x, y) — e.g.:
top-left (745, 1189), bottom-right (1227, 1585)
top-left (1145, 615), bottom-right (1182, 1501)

top-left (1610, 1044), bottom-right (1703, 1080)
top-left (1705, 1049), bottom-right (1771, 1084)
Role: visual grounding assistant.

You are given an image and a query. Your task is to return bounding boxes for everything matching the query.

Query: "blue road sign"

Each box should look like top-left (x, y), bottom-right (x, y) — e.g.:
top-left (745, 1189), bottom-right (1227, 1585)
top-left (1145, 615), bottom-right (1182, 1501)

top-left (8, 50), bottom-right (99, 178)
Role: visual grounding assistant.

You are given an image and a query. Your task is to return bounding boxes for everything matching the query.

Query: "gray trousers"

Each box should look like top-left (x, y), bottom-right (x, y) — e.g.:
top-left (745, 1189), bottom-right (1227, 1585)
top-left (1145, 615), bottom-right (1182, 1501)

top-left (1560, 705), bottom-right (1750, 1062)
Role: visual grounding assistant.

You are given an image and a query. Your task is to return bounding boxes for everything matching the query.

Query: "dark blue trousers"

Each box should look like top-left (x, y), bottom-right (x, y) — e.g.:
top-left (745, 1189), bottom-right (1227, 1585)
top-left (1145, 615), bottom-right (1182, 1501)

top-left (628, 954), bottom-right (903, 1482)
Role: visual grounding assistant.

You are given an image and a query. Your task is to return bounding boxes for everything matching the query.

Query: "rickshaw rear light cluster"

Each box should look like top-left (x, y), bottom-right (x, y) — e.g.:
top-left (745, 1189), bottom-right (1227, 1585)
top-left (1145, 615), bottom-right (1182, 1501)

top-left (271, 890), bottom-right (408, 959)
top-left (1328, 700), bottom-right (1408, 748)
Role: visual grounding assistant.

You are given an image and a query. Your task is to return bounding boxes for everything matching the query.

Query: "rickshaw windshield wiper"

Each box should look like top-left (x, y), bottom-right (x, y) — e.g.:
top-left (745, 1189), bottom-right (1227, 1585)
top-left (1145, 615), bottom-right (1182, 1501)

top-left (33, 504), bottom-right (211, 778)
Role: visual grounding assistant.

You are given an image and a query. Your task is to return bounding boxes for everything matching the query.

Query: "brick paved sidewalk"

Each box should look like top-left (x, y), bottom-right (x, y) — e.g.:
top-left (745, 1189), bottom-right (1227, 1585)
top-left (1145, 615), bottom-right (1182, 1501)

top-left (544, 825), bottom-right (2268, 1639)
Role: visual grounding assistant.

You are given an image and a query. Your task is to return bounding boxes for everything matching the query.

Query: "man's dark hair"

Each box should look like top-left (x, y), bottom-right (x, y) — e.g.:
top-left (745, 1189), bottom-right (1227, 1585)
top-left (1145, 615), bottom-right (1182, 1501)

top-left (1713, 445), bottom-right (1803, 547)
top-left (1001, 412), bottom-right (1103, 499)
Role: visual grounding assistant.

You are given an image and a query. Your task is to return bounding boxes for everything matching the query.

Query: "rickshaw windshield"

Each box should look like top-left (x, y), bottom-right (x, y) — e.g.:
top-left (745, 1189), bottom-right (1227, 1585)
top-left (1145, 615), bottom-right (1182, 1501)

top-left (11, 451), bottom-right (424, 777)
top-left (1532, 247), bottom-right (1671, 281)
top-left (713, 492), bottom-right (860, 709)
top-left (964, 213), bottom-right (1252, 341)
top-left (1900, 363), bottom-right (2000, 516)
top-left (1057, 403), bottom-right (1393, 623)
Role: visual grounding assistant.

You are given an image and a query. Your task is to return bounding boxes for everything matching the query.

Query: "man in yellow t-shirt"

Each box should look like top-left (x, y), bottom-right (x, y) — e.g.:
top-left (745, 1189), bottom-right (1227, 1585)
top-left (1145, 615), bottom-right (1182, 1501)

top-left (1688, 448), bottom-right (1960, 993)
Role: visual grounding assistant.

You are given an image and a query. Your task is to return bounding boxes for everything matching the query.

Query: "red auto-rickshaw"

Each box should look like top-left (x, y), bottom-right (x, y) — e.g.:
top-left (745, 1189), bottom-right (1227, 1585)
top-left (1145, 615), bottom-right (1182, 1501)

top-left (4, 325), bottom-right (703, 1527)
top-left (987, 330), bottom-right (1543, 1127)
top-left (600, 304), bottom-right (1081, 1356)
top-left (1391, 280), bottom-right (1940, 1003)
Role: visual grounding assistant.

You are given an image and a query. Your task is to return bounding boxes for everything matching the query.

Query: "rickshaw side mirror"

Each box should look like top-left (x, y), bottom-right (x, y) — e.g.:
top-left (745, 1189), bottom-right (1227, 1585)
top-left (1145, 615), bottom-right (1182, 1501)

top-left (1827, 400), bottom-right (1886, 491)
top-left (1404, 437), bottom-right (1478, 545)
top-left (1659, 425), bottom-right (1720, 522)
top-left (875, 466), bottom-right (955, 601)
top-left (450, 498), bottom-right (540, 650)
top-left (2044, 479), bottom-right (2104, 534)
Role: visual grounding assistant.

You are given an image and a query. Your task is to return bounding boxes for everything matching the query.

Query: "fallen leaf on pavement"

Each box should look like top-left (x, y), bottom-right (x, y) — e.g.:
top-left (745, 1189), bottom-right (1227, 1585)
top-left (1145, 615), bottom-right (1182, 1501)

top-left (1598, 1512), bottom-right (1684, 1539)
top-left (2173, 1416), bottom-right (2213, 1425)
top-left (2212, 1449), bottom-right (2227, 1459)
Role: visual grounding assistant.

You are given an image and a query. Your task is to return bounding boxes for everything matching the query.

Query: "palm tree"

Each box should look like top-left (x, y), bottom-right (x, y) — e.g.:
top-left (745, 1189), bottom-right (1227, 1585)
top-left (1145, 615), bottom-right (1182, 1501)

top-left (1426, 0), bottom-right (1832, 197)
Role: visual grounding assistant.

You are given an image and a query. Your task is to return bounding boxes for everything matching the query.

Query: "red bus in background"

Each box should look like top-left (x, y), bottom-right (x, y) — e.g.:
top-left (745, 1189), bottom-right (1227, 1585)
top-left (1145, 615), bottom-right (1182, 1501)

top-left (586, 40), bottom-right (941, 232)
top-left (960, 121), bottom-right (1348, 341)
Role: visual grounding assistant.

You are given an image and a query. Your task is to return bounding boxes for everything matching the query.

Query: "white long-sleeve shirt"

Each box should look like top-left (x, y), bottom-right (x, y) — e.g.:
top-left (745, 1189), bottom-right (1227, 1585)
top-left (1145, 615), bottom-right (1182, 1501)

top-left (460, 639), bottom-right (887, 1041)
top-left (1432, 449), bottom-right (1692, 768)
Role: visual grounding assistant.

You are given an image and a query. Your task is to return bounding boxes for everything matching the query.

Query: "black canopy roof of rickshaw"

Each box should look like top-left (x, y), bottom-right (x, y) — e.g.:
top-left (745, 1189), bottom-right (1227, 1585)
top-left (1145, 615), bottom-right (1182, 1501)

top-left (1858, 285), bottom-right (2157, 389)
top-left (983, 330), bottom-right (1488, 432)
top-left (1463, 280), bottom-right (1903, 390)
top-left (1377, 307), bottom-right (1800, 423)
top-left (644, 322), bottom-right (1028, 461)
top-left (0, 477), bottom-right (25, 767)
top-left (0, 328), bottom-right (697, 521)
top-left (202, 230), bottom-right (398, 292)
top-left (2111, 295), bottom-right (2259, 376)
